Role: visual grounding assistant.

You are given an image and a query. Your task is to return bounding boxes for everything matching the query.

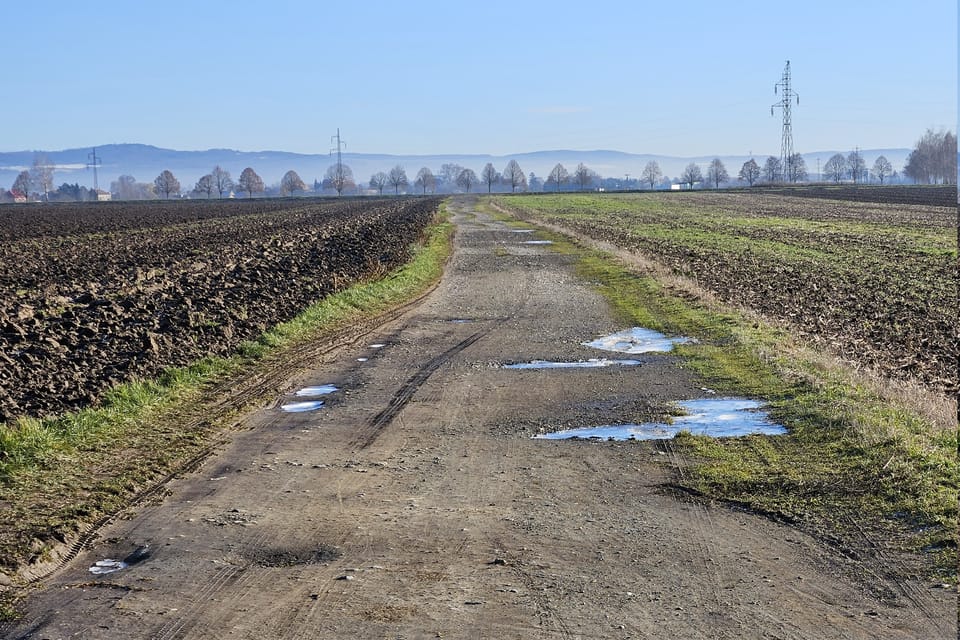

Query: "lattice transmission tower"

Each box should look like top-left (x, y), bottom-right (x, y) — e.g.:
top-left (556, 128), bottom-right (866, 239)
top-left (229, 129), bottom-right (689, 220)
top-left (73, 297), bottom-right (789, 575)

top-left (771, 60), bottom-right (799, 182)
top-left (87, 147), bottom-right (102, 192)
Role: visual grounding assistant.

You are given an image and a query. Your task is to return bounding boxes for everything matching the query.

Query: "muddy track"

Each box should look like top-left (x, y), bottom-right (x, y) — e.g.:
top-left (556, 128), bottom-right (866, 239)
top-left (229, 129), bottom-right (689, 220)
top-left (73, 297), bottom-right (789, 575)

top-left (1, 198), bottom-right (952, 639)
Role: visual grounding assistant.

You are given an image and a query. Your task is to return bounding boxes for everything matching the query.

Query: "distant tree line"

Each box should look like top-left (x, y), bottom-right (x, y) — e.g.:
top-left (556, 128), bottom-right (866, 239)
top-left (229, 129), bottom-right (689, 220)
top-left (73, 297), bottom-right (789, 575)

top-left (4, 128), bottom-right (955, 202)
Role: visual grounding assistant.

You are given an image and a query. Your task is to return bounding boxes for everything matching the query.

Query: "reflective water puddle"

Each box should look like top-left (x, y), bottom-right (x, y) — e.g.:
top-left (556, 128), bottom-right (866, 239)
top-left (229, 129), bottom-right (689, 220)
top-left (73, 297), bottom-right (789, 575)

top-left (369, 344), bottom-right (386, 349)
top-left (583, 327), bottom-right (693, 354)
top-left (89, 559), bottom-right (128, 575)
top-left (509, 229), bottom-right (535, 233)
top-left (504, 358), bottom-right (642, 370)
top-left (522, 240), bottom-right (553, 245)
top-left (296, 385), bottom-right (339, 397)
top-left (534, 398), bottom-right (786, 441)
top-left (281, 400), bottom-right (325, 413)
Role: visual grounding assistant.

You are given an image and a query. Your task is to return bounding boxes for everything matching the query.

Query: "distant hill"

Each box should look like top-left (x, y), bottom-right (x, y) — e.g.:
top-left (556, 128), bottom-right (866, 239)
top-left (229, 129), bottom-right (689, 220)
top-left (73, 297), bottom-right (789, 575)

top-left (0, 144), bottom-right (912, 191)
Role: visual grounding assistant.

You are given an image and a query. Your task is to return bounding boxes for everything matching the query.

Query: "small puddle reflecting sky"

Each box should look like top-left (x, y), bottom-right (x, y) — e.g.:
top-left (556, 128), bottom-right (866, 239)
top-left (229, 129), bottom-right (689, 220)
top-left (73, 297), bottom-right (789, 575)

top-left (535, 398), bottom-right (786, 441)
top-left (584, 327), bottom-right (692, 354)
top-left (504, 358), bottom-right (642, 370)
top-left (522, 240), bottom-right (553, 245)
top-left (281, 400), bottom-right (325, 413)
top-left (295, 385), bottom-right (339, 397)
top-left (89, 559), bottom-right (128, 575)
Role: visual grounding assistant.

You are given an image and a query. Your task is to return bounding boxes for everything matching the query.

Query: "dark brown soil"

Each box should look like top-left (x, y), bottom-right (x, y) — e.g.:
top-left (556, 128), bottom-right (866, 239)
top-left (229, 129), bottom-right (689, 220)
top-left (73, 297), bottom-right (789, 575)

top-left (0, 197), bottom-right (441, 422)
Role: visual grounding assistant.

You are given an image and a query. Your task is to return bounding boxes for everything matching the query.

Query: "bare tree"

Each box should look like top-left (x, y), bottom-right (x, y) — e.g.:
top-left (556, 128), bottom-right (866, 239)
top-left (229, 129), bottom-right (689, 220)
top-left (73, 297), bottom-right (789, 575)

top-left (823, 154), bottom-right (846, 183)
top-left (481, 163), bottom-right (499, 193)
top-left (847, 150), bottom-right (866, 184)
top-left (456, 168), bottom-right (478, 193)
top-left (30, 154), bottom-right (54, 201)
top-left (195, 174), bottom-right (215, 198)
top-left (237, 167), bottom-right (264, 198)
top-left (738, 159), bottom-right (761, 186)
top-left (641, 160), bottom-right (662, 189)
top-left (388, 165), bottom-right (408, 195)
top-left (415, 167), bottom-right (436, 194)
top-left (503, 160), bottom-right (526, 192)
top-left (325, 163), bottom-right (354, 196)
top-left (111, 175), bottom-right (138, 200)
top-left (11, 170), bottom-right (30, 199)
top-left (904, 129), bottom-right (957, 184)
top-left (154, 170), bottom-right (180, 199)
top-left (762, 156), bottom-right (782, 182)
top-left (212, 165), bottom-right (233, 198)
top-left (680, 163), bottom-right (702, 189)
top-left (369, 172), bottom-right (388, 195)
top-left (545, 163), bottom-right (569, 192)
top-left (438, 163), bottom-right (465, 191)
top-left (872, 155), bottom-right (893, 184)
top-left (573, 163), bottom-right (597, 191)
top-left (786, 153), bottom-right (808, 182)
top-left (280, 170), bottom-right (306, 195)
top-left (706, 158), bottom-right (728, 189)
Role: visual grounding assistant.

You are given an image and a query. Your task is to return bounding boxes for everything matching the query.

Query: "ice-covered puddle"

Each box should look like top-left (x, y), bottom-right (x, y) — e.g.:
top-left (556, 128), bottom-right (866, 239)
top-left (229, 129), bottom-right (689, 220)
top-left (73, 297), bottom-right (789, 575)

top-left (503, 358), bottom-right (642, 370)
top-left (583, 327), bottom-right (693, 354)
top-left (295, 385), bottom-right (339, 397)
top-left (89, 559), bottom-right (128, 575)
top-left (534, 398), bottom-right (786, 441)
top-left (280, 400), bottom-right (325, 413)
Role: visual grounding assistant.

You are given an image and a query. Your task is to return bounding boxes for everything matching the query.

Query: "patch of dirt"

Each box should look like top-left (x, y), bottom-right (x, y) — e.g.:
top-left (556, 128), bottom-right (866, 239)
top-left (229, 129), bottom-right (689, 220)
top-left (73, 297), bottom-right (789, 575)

top-left (0, 196), bottom-right (952, 639)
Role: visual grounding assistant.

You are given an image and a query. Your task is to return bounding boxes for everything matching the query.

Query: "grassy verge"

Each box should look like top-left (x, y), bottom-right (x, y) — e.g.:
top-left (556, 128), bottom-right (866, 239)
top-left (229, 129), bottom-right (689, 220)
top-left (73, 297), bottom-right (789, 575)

top-left (489, 199), bottom-right (957, 580)
top-left (0, 210), bottom-right (453, 587)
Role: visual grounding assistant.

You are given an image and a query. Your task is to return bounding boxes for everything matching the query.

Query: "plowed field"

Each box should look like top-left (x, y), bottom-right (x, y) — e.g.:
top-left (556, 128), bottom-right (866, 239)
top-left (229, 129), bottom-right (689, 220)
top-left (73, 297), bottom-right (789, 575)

top-left (493, 190), bottom-right (957, 393)
top-left (0, 197), bottom-right (442, 423)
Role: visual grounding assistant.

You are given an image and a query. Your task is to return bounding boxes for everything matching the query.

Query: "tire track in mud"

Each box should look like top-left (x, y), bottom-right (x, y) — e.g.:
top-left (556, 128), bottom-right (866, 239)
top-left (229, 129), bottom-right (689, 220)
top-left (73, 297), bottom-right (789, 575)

top-left (350, 330), bottom-right (488, 451)
top-left (660, 439), bottom-right (820, 640)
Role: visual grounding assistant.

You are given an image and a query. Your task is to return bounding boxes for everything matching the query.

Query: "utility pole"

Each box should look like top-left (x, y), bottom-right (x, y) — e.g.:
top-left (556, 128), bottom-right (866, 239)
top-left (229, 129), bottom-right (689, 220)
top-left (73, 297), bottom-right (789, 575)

top-left (329, 128), bottom-right (347, 196)
top-left (87, 148), bottom-right (102, 193)
top-left (771, 60), bottom-right (799, 182)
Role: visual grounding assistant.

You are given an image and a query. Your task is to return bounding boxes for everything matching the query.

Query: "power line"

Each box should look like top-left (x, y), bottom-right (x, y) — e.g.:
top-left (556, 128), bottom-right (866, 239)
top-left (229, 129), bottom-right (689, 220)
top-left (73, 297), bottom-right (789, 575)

top-left (771, 60), bottom-right (799, 182)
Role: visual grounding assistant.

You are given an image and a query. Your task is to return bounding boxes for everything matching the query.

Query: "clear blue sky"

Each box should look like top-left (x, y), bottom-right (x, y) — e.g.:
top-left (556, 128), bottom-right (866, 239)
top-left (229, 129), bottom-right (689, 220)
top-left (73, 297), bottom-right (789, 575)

top-left (3, 0), bottom-right (955, 156)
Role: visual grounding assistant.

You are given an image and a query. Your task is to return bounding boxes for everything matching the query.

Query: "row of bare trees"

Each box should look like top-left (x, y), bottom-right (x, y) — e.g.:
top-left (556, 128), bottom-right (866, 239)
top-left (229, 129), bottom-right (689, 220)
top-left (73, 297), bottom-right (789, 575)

top-left (903, 129), bottom-right (956, 184)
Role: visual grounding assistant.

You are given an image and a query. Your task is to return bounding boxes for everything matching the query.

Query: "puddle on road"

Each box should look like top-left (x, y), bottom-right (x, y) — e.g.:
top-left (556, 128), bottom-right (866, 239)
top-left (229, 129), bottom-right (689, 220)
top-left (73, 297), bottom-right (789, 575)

top-left (281, 400), bottom-right (325, 413)
top-left (583, 327), bottom-right (693, 354)
top-left (534, 398), bottom-right (786, 441)
top-left (89, 559), bottom-right (128, 575)
top-left (522, 240), bottom-right (553, 245)
top-left (296, 385), bottom-right (338, 397)
top-left (503, 358), bottom-right (642, 370)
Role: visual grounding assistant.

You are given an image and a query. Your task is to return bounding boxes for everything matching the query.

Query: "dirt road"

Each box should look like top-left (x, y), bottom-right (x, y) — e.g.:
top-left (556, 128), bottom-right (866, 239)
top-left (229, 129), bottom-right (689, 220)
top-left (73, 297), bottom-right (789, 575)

top-left (5, 198), bottom-right (953, 639)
